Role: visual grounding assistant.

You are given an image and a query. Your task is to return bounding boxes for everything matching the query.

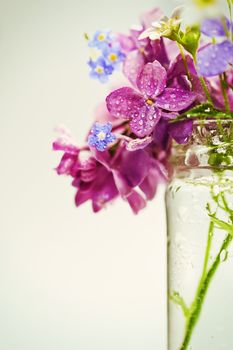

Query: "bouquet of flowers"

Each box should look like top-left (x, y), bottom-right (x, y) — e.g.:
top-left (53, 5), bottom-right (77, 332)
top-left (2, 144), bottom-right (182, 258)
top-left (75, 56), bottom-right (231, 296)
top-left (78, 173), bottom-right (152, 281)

top-left (53, 1), bottom-right (233, 214)
top-left (53, 1), bottom-right (233, 349)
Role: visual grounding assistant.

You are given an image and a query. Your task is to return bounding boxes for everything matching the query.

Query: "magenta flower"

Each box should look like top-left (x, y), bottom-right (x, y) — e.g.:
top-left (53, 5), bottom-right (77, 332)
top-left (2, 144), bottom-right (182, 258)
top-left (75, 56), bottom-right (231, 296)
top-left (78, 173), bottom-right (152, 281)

top-left (106, 59), bottom-right (196, 138)
top-left (53, 126), bottom-right (167, 214)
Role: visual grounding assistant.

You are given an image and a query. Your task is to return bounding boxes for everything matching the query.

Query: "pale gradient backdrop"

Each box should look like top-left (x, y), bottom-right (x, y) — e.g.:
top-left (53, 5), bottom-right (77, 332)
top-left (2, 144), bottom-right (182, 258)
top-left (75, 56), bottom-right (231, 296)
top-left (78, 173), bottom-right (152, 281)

top-left (0, 1), bottom-right (173, 349)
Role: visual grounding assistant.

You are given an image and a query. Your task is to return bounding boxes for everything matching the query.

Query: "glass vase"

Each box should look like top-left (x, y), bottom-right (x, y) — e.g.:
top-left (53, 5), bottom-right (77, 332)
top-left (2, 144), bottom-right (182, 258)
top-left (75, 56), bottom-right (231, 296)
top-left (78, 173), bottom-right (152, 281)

top-left (166, 120), bottom-right (233, 350)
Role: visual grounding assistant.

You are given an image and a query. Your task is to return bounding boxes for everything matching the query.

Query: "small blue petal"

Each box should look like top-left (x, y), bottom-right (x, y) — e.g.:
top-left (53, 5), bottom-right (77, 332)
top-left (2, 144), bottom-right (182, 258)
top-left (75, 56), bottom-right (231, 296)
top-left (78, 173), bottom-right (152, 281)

top-left (88, 123), bottom-right (116, 151)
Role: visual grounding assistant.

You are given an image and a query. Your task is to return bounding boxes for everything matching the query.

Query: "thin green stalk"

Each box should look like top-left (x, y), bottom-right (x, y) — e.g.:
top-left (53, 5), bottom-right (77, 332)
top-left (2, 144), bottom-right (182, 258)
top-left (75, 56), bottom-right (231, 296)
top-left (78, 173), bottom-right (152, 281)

top-left (171, 186), bottom-right (233, 350)
top-left (170, 291), bottom-right (189, 318)
top-left (192, 54), bottom-right (214, 106)
top-left (201, 221), bottom-right (214, 279)
top-left (180, 233), bottom-right (233, 350)
top-left (177, 42), bottom-right (192, 83)
top-left (199, 76), bottom-right (214, 106)
top-left (227, 0), bottom-right (233, 41)
top-left (219, 74), bottom-right (230, 113)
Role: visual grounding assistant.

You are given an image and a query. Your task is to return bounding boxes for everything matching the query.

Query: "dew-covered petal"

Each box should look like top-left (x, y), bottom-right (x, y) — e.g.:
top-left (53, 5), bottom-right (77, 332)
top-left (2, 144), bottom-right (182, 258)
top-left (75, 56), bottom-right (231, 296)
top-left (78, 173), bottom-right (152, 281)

top-left (126, 135), bottom-right (153, 151)
top-left (136, 60), bottom-right (167, 99)
top-left (130, 105), bottom-right (161, 137)
top-left (197, 41), bottom-right (233, 77)
top-left (155, 87), bottom-right (196, 111)
top-left (123, 50), bottom-right (145, 87)
top-left (201, 17), bottom-right (230, 38)
top-left (106, 87), bottom-right (145, 120)
top-left (168, 120), bottom-right (193, 144)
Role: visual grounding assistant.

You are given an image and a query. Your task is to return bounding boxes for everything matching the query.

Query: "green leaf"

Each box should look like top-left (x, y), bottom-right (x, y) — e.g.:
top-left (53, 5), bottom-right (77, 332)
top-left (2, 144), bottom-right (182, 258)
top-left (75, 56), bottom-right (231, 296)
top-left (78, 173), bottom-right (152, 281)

top-left (84, 32), bottom-right (90, 40)
top-left (170, 291), bottom-right (189, 317)
top-left (209, 215), bottom-right (233, 234)
top-left (170, 103), bottom-right (233, 123)
top-left (181, 26), bottom-right (200, 57)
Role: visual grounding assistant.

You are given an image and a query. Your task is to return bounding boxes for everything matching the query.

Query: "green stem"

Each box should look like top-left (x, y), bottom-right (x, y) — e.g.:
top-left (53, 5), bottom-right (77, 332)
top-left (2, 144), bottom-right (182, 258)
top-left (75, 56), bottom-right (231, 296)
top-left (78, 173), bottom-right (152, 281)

top-left (201, 221), bottom-right (214, 278)
top-left (227, 0), bottom-right (233, 41)
top-left (219, 74), bottom-right (230, 113)
top-left (199, 76), bottom-right (214, 106)
top-left (170, 291), bottom-right (189, 318)
top-left (177, 42), bottom-right (192, 83)
top-left (192, 54), bottom-right (214, 106)
top-left (180, 233), bottom-right (233, 350)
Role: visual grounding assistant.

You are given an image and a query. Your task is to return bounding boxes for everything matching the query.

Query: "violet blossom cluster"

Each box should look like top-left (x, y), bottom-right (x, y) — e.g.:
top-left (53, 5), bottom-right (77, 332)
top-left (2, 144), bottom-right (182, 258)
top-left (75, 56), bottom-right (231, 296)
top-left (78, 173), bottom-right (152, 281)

top-left (53, 6), bottom-right (233, 214)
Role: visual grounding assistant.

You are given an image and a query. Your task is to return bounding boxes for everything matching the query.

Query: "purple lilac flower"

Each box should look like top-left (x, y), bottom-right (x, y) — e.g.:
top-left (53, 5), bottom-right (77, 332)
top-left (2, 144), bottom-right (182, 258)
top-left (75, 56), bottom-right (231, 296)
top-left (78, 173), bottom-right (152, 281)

top-left (88, 30), bottom-right (112, 49)
top-left (53, 126), bottom-right (167, 213)
top-left (197, 17), bottom-right (233, 77)
top-left (88, 57), bottom-right (114, 83)
top-left (106, 59), bottom-right (196, 138)
top-left (115, 8), bottom-right (171, 86)
top-left (88, 122), bottom-right (116, 151)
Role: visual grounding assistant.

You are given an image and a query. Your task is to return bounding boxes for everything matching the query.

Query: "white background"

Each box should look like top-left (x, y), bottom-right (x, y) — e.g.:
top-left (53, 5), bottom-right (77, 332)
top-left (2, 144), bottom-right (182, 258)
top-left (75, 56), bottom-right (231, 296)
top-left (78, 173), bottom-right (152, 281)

top-left (0, 1), bottom-right (173, 349)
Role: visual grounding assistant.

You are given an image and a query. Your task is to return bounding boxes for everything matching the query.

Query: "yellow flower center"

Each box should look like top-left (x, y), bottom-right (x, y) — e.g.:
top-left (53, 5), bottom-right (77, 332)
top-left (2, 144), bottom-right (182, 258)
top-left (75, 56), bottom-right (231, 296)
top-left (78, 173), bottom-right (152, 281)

top-left (95, 66), bottom-right (104, 74)
top-left (193, 0), bottom-right (217, 8)
top-left (108, 53), bottom-right (118, 62)
top-left (146, 99), bottom-right (154, 106)
top-left (97, 131), bottom-right (106, 140)
top-left (98, 34), bottom-right (106, 41)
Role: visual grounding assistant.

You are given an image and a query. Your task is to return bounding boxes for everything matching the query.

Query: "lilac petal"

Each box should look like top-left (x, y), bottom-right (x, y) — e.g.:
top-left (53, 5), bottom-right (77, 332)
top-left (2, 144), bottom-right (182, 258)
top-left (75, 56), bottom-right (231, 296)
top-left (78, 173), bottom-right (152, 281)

top-left (75, 188), bottom-right (93, 207)
top-left (123, 50), bottom-right (145, 87)
top-left (126, 190), bottom-right (146, 214)
top-left (136, 60), bottom-right (167, 99)
top-left (119, 149), bottom-right (150, 188)
top-left (168, 120), bottom-right (193, 144)
top-left (161, 111), bottom-right (178, 120)
top-left (153, 118), bottom-right (169, 149)
top-left (130, 105), bottom-right (161, 137)
top-left (53, 125), bottom-right (79, 154)
top-left (150, 38), bottom-right (169, 67)
top-left (116, 33), bottom-right (136, 52)
top-left (56, 153), bottom-right (77, 175)
top-left (90, 148), bottom-right (111, 171)
top-left (139, 166), bottom-right (160, 200)
top-left (163, 38), bottom-right (180, 62)
top-left (155, 88), bottom-right (196, 111)
top-left (197, 41), bottom-right (233, 77)
top-left (201, 17), bottom-right (230, 38)
top-left (167, 54), bottom-right (196, 81)
top-left (80, 168), bottom-right (97, 183)
top-left (92, 172), bottom-right (119, 212)
top-left (126, 135), bottom-right (153, 151)
top-left (112, 169), bottom-right (133, 197)
top-left (106, 87), bottom-right (145, 120)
